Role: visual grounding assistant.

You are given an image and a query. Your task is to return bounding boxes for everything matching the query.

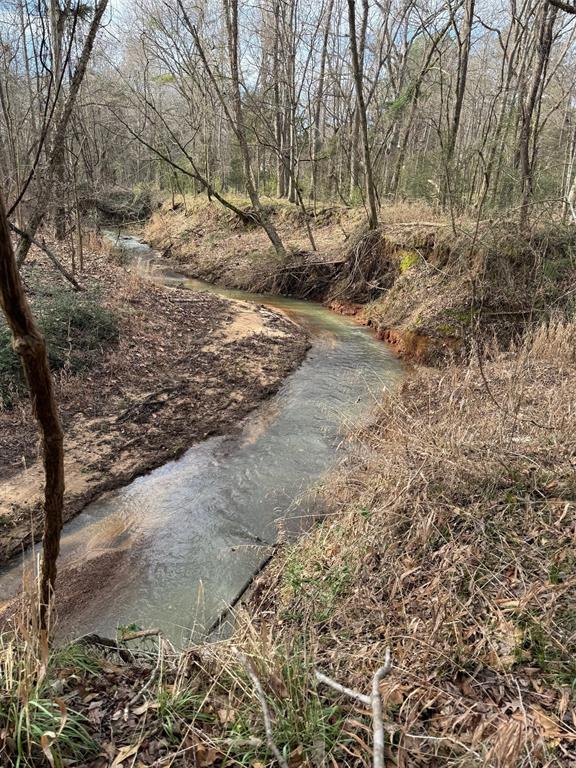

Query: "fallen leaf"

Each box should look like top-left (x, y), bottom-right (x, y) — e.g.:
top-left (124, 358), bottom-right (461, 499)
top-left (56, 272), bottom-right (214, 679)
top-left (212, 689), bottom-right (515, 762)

top-left (111, 743), bottom-right (141, 767)
top-left (195, 744), bottom-right (220, 766)
top-left (217, 707), bottom-right (236, 724)
top-left (132, 701), bottom-right (156, 716)
top-left (40, 732), bottom-right (56, 767)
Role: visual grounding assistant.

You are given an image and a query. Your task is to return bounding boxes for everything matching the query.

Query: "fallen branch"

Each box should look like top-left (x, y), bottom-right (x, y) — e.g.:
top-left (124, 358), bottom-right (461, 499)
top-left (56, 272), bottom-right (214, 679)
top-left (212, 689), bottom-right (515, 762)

top-left (233, 648), bottom-right (289, 768)
top-left (371, 650), bottom-right (392, 768)
top-left (115, 384), bottom-right (185, 424)
top-left (75, 633), bottom-right (133, 663)
top-left (8, 222), bottom-right (84, 291)
top-left (315, 649), bottom-right (392, 768)
top-left (314, 671), bottom-right (370, 705)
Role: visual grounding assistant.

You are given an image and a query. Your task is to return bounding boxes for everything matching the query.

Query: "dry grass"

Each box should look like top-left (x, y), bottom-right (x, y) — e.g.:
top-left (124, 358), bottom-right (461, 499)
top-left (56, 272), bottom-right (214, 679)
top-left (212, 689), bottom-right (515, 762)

top-left (241, 319), bottom-right (576, 766)
top-left (362, 220), bottom-right (576, 363)
top-left (145, 194), bottom-right (576, 366)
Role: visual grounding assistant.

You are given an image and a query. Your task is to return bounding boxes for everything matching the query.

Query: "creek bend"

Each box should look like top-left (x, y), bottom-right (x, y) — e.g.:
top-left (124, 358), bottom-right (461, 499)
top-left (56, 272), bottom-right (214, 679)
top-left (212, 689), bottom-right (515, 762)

top-left (0, 234), bottom-right (402, 644)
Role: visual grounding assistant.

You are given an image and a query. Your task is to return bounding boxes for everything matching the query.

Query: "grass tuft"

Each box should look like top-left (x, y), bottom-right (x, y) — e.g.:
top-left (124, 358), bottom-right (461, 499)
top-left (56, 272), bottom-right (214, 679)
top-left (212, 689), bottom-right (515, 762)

top-left (0, 631), bottom-right (99, 767)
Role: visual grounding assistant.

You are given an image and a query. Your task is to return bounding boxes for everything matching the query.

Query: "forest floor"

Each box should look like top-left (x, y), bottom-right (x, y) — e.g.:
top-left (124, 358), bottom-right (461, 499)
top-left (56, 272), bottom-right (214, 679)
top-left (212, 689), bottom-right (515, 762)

top-left (0, 234), bottom-right (308, 566)
top-left (2, 199), bottom-right (576, 767)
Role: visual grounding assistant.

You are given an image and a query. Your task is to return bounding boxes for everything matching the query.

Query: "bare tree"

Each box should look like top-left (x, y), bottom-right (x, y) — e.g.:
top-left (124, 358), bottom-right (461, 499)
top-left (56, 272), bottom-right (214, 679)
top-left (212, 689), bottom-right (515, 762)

top-left (347, 0), bottom-right (379, 229)
top-left (518, 2), bottom-right (558, 226)
top-left (0, 192), bottom-right (64, 635)
top-left (441, 0), bottom-right (474, 209)
top-left (3, 0), bottom-right (570, 232)
top-left (14, 0), bottom-right (109, 267)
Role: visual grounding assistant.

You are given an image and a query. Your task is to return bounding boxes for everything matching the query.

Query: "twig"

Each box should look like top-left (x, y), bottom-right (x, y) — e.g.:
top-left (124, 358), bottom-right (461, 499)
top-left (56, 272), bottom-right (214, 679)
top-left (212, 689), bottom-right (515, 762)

top-left (314, 671), bottom-right (370, 705)
top-left (233, 648), bottom-right (289, 768)
top-left (372, 649), bottom-right (392, 768)
top-left (129, 635), bottom-right (164, 706)
top-left (385, 221), bottom-right (447, 227)
top-left (75, 633), bottom-right (133, 663)
top-left (315, 649), bottom-right (393, 768)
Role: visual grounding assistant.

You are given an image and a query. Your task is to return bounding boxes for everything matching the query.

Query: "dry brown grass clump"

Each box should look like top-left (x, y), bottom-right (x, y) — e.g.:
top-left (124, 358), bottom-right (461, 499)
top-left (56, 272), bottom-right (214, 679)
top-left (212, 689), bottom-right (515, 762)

top-left (248, 322), bottom-right (576, 766)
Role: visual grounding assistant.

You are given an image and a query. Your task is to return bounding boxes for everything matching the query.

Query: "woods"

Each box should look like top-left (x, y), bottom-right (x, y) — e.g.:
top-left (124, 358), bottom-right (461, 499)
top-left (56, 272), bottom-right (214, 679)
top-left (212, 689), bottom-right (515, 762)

top-left (1, 0), bottom-right (576, 241)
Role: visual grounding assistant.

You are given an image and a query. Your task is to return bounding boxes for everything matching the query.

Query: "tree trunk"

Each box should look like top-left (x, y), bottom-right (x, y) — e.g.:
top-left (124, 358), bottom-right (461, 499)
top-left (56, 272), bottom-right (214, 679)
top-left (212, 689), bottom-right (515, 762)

top-left (15, 0), bottom-right (109, 267)
top-left (311, 0), bottom-right (333, 208)
top-left (180, 0), bottom-right (287, 257)
top-left (49, 0), bottom-right (67, 240)
top-left (568, 174), bottom-right (576, 223)
top-left (349, 109), bottom-right (361, 197)
top-left (347, 0), bottom-right (379, 229)
top-left (518, 3), bottom-right (558, 227)
top-left (222, 0), bottom-right (287, 258)
top-left (441, 0), bottom-right (475, 210)
top-left (0, 191), bottom-right (64, 636)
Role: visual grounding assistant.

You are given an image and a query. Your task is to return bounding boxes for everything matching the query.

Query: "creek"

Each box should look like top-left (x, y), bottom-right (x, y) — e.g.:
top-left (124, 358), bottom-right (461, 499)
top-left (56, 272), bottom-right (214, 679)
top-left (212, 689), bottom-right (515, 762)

top-left (0, 233), bottom-right (402, 644)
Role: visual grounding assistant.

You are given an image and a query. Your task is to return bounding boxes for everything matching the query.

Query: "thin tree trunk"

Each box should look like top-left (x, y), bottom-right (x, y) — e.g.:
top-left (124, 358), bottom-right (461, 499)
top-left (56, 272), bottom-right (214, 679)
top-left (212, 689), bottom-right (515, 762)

top-left (568, 174), bottom-right (576, 223)
top-left (441, 0), bottom-right (475, 210)
top-left (15, 0), bottom-right (109, 267)
top-left (0, 191), bottom-right (64, 635)
top-left (390, 20), bottom-right (452, 197)
top-left (179, 0), bottom-right (287, 256)
top-left (518, 3), bottom-right (558, 226)
top-left (273, 2), bottom-right (286, 197)
top-left (222, 0), bottom-right (288, 257)
top-left (347, 0), bottom-right (379, 229)
top-left (311, 0), bottom-right (333, 208)
top-left (49, 0), bottom-right (67, 240)
top-left (349, 109), bottom-right (361, 197)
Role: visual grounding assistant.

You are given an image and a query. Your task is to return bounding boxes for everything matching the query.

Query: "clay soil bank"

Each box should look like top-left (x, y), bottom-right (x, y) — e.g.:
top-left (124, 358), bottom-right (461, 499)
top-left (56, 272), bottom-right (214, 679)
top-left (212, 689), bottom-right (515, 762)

top-left (0, 239), bottom-right (308, 565)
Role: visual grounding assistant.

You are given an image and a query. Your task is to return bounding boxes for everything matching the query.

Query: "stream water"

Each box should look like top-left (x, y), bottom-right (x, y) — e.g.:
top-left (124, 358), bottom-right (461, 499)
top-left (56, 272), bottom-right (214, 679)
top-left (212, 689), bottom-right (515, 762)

top-left (0, 234), bottom-right (402, 645)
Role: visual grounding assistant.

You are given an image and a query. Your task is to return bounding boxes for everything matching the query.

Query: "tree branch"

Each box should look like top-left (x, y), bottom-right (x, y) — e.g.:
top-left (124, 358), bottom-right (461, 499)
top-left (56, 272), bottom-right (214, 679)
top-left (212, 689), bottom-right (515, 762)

top-left (233, 649), bottom-right (289, 768)
top-left (9, 222), bottom-right (84, 291)
top-left (316, 650), bottom-right (393, 768)
top-left (548, 0), bottom-right (576, 13)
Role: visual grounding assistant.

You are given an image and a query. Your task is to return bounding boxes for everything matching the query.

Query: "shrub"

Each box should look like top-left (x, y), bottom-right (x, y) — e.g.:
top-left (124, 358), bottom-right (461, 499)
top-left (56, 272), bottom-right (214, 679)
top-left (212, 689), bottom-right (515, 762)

top-left (0, 285), bottom-right (119, 408)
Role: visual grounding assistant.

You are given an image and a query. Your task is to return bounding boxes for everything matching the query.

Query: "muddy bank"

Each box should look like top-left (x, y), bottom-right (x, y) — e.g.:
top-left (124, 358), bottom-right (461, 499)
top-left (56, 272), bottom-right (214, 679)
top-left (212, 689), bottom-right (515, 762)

top-left (0, 247), bottom-right (308, 564)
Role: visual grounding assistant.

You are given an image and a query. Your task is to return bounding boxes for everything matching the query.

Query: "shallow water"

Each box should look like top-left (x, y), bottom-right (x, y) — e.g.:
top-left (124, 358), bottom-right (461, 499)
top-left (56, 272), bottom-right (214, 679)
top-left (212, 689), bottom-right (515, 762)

top-left (0, 234), bottom-right (402, 644)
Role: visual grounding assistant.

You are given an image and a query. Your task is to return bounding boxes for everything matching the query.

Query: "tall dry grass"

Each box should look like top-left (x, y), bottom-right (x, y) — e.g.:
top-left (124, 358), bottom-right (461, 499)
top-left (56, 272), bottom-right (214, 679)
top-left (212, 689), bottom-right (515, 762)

top-left (242, 318), bottom-right (576, 766)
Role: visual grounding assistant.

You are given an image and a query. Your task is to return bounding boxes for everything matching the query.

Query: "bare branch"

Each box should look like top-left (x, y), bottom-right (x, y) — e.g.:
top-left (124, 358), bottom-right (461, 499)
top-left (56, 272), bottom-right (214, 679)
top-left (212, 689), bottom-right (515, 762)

top-left (233, 649), bottom-right (289, 768)
top-left (316, 650), bottom-right (393, 768)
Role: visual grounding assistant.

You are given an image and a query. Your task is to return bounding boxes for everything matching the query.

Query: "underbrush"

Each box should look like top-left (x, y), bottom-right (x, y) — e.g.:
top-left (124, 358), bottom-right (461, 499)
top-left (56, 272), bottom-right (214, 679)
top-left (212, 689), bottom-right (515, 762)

top-left (0, 619), bottom-right (99, 767)
top-left (0, 621), bottom-right (361, 766)
top-left (0, 279), bottom-right (119, 408)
